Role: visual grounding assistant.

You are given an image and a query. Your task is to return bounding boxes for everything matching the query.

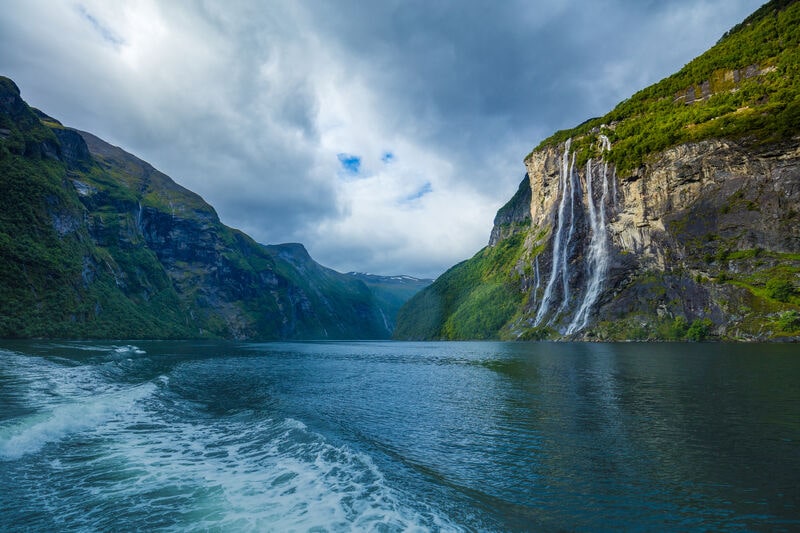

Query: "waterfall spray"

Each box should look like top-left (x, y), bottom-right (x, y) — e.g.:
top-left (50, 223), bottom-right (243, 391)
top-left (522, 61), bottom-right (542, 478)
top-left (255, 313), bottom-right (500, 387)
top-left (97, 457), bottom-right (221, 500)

top-left (136, 202), bottom-right (144, 235)
top-left (554, 152), bottom-right (578, 322)
top-left (566, 135), bottom-right (612, 334)
top-left (534, 139), bottom-right (572, 326)
top-left (530, 134), bottom-right (614, 335)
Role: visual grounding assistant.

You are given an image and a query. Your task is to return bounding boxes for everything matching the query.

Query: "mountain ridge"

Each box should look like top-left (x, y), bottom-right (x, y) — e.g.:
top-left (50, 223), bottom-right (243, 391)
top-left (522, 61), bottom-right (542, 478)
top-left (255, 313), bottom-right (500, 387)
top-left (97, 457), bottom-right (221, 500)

top-left (0, 78), bottom-right (423, 340)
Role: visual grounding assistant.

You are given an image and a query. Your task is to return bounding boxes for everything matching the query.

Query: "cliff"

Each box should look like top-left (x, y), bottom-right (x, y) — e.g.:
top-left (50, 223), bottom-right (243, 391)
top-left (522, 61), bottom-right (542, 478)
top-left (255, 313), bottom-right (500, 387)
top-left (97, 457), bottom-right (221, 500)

top-left (395, 0), bottom-right (800, 341)
top-left (0, 77), bottom-right (412, 340)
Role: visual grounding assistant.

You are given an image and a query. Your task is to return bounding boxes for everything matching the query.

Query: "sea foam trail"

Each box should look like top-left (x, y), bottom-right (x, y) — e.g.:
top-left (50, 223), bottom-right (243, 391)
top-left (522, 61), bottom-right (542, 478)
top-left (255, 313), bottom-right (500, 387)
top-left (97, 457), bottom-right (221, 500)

top-left (0, 346), bottom-right (158, 460)
top-left (0, 347), bottom-right (461, 530)
top-left (0, 382), bottom-right (157, 460)
top-left (105, 416), bottom-right (459, 531)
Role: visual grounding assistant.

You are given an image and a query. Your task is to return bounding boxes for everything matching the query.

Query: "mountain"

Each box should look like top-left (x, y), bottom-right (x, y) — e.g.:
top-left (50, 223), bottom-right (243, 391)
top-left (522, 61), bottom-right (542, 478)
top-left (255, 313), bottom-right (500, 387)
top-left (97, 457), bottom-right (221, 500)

top-left (395, 0), bottom-right (800, 342)
top-left (345, 273), bottom-right (433, 332)
top-left (0, 76), bottom-right (422, 340)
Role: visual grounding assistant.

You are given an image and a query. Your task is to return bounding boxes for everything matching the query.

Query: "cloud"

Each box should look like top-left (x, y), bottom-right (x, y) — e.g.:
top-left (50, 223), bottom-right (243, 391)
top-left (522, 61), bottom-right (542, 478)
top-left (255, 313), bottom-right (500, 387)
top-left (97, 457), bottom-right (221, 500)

top-left (76, 4), bottom-right (125, 47)
top-left (403, 182), bottom-right (432, 204)
top-left (0, 0), bottom-right (764, 277)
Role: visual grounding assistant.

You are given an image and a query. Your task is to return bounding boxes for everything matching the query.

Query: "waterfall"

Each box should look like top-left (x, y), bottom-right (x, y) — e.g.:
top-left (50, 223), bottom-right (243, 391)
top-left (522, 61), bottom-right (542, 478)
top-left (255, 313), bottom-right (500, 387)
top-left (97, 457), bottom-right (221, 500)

top-left (611, 167), bottom-right (618, 205)
top-left (531, 135), bottom-right (614, 334)
top-left (566, 135), bottom-right (612, 334)
top-left (136, 202), bottom-right (143, 234)
top-left (554, 152), bottom-right (578, 322)
top-left (533, 139), bottom-right (572, 326)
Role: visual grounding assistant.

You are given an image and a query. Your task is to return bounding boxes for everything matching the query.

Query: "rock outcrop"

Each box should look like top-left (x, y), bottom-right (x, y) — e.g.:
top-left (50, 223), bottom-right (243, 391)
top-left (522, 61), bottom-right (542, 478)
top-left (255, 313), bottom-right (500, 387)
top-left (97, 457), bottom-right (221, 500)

top-left (396, 0), bottom-right (800, 341)
top-left (516, 136), bottom-right (800, 340)
top-left (489, 174), bottom-right (532, 246)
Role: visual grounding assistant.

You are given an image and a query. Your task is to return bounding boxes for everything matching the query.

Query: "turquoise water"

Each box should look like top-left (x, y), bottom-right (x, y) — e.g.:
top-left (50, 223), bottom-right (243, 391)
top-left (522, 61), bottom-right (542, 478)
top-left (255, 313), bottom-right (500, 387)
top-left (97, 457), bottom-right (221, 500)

top-left (0, 341), bottom-right (798, 531)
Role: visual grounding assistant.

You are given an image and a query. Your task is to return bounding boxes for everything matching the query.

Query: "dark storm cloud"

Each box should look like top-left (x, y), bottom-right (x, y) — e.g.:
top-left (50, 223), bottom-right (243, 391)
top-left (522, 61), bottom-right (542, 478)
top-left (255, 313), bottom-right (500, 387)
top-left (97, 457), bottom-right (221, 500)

top-left (0, 0), bottom-right (764, 277)
top-left (301, 0), bottom-right (763, 166)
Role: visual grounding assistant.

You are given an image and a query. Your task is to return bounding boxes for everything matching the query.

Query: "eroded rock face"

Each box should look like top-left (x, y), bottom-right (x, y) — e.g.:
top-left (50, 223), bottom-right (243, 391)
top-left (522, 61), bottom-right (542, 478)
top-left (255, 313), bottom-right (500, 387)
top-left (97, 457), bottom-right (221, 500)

top-left (489, 174), bottom-right (531, 246)
top-left (52, 128), bottom-right (92, 170)
top-left (606, 139), bottom-right (800, 264)
top-left (513, 137), bottom-right (800, 338)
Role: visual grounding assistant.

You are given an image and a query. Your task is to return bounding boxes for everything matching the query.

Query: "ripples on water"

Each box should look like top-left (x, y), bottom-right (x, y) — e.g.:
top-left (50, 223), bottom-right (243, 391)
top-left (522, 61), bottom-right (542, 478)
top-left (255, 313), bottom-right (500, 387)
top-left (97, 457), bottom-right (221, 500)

top-left (0, 340), bottom-right (798, 531)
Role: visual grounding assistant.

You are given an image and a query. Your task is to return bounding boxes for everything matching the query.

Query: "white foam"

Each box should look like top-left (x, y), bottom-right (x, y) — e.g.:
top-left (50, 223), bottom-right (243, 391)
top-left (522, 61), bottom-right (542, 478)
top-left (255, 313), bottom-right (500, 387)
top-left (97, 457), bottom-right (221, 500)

top-left (0, 348), bottom-right (461, 530)
top-left (113, 345), bottom-right (146, 355)
top-left (0, 382), bottom-right (156, 460)
top-left (81, 414), bottom-right (461, 531)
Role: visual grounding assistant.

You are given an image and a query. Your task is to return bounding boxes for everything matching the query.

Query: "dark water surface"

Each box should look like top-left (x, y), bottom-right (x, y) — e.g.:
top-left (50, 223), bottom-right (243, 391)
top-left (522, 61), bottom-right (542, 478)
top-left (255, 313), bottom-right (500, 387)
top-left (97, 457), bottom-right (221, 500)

top-left (0, 341), bottom-right (798, 531)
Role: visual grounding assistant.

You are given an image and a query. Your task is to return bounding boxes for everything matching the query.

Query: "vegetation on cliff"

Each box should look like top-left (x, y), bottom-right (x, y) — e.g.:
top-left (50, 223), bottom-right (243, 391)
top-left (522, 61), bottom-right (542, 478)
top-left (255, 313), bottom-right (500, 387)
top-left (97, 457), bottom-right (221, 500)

top-left (532, 0), bottom-right (800, 175)
top-left (396, 0), bottom-right (800, 341)
top-left (394, 230), bottom-right (538, 340)
top-left (0, 77), bottom-right (419, 340)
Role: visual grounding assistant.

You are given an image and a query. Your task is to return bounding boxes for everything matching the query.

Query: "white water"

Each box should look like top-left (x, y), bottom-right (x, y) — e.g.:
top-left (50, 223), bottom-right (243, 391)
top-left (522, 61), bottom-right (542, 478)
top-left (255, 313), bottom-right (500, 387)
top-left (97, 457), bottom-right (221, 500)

top-left (567, 135), bottom-right (612, 334)
top-left (554, 152), bottom-right (579, 321)
top-left (533, 136), bottom-right (615, 333)
top-left (0, 346), bottom-right (459, 531)
top-left (534, 139), bottom-right (573, 326)
top-left (2, 342), bottom-right (798, 531)
top-left (0, 382), bottom-right (157, 460)
top-left (136, 201), bottom-right (143, 234)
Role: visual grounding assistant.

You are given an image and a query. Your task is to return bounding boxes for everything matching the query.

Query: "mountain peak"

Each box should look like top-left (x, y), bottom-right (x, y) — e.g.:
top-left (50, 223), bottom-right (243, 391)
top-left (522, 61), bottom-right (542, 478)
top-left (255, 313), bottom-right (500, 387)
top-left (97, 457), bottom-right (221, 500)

top-left (0, 76), bottom-right (21, 98)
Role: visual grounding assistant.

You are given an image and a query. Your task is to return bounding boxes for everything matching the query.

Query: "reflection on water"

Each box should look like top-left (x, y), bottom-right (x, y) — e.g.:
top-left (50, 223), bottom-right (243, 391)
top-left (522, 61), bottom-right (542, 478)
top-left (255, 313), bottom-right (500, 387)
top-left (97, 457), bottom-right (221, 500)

top-left (0, 340), bottom-right (798, 531)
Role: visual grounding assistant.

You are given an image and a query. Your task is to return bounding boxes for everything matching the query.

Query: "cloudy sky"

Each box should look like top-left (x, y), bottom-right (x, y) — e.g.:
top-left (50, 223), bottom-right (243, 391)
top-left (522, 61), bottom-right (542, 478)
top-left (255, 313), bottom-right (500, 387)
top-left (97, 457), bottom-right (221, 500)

top-left (1, 0), bottom-right (762, 278)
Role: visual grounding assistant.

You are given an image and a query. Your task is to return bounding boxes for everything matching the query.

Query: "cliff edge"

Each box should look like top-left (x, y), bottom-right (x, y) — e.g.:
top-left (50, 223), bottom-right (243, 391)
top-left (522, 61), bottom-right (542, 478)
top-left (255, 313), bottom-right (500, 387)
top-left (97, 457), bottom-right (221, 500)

top-left (396, 0), bottom-right (800, 341)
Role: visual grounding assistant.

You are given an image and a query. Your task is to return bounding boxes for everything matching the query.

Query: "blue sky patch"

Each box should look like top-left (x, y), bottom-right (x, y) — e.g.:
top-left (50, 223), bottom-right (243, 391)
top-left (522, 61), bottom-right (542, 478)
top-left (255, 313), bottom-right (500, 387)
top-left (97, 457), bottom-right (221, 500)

top-left (381, 151), bottom-right (395, 163)
top-left (77, 5), bottom-right (124, 46)
top-left (404, 182), bottom-right (432, 203)
top-left (337, 153), bottom-right (361, 175)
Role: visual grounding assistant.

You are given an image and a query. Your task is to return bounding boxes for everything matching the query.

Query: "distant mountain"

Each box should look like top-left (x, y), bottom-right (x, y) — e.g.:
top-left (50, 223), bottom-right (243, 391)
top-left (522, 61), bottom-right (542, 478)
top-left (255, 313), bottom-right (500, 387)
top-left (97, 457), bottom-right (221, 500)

top-left (396, 0), bottom-right (800, 341)
top-left (345, 273), bottom-right (433, 332)
top-left (0, 76), bottom-right (421, 340)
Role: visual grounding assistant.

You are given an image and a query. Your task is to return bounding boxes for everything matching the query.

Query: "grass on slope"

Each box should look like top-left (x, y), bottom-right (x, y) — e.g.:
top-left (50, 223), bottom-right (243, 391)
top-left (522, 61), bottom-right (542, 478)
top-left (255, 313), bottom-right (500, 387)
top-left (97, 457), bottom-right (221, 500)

top-left (394, 231), bottom-right (532, 340)
top-left (531, 0), bottom-right (800, 174)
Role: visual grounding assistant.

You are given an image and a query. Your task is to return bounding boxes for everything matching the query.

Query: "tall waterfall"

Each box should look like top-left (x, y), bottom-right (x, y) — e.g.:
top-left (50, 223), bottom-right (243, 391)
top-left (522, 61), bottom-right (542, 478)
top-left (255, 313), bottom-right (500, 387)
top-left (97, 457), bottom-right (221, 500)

top-left (566, 135), bottom-right (612, 334)
top-left (555, 151), bottom-right (580, 320)
top-left (136, 202), bottom-right (144, 234)
top-left (532, 136), bottom-right (615, 334)
top-left (533, 139), bottom-right (574, 326)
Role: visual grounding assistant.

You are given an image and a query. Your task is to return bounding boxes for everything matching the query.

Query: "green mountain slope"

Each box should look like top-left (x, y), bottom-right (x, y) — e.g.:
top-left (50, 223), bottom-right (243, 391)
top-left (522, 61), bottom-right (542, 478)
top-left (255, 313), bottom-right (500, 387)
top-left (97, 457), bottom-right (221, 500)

top-left (0, 77), bottom-right (402, 340)
top-left (393, 231), bottom-right (535, 340)
top-left (345, 273), bottom-right (433, 333)
top-left (535, 0), bottom-right (800, 174)
top-left (396, 0), bottom-right (800, 341)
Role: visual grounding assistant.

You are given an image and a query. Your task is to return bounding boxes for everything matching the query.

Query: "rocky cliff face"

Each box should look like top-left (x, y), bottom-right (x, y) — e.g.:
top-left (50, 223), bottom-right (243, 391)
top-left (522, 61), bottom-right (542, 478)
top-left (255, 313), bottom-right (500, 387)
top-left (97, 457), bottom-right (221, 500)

top-left (396, 0), bottom-right (800, 341)
top-left (514, 135), bottom-right (800, 340)
top-left (488, 174), bottom-right (531, 246)
top-left (0, 76), bottom-right (403, 340)
top-left (397, 134), bottom-right (800, 342)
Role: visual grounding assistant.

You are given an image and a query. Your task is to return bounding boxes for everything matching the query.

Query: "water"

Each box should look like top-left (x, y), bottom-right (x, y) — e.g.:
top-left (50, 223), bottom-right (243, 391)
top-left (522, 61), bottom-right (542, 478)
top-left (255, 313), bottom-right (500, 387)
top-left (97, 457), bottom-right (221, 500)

top-left (535, 139), bottom-right (574, 326)
top-left (1, 341), bottom-right (798, 531)
top-left (567, 135), bottom-right (613, 335)
top-left (535, 137), bottom-right (618, 334)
